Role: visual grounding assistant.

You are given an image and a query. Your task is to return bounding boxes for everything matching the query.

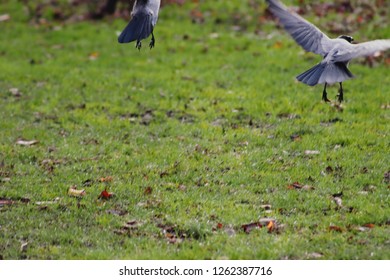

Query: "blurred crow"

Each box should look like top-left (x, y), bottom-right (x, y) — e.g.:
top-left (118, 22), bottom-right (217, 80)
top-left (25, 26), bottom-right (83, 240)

top-left (118, 0), bottom-right (161, 50)
top-left (266, 0), bottom-right (390, 102)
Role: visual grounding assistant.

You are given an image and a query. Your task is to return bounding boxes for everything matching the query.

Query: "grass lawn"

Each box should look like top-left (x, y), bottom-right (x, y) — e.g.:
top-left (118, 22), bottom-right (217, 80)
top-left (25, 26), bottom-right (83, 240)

top-left (0, 0), bottom-right (389, 259)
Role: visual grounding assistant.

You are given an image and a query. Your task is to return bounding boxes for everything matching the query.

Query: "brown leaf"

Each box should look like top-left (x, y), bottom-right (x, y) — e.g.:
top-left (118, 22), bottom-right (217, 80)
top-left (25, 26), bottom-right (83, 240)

top-left (267, 220), bottom-right (276, 233)
top-left (287, 182), bottom-right (314, 190)
top-left (329, 225), bottom-right (343, 232)
top-left (290, 134), bottom-right (301, 141)
top-left (88, 51), bottom-right (99, 60)
top-left (144, 186), bottom-right (153, 195)
top-left (241, 222), bottom-right (261, 234)
top-left (362, 223), bottom-right (375, 229)
top-left (99, 176), bottom-right (113, 182)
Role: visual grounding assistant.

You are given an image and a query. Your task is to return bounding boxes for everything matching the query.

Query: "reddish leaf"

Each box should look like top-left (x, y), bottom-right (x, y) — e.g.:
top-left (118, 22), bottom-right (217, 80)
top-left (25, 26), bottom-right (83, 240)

top-left (98, 189), bottom-right (113, 200)
top-left (144, 186), bottom-right (153, 195)
top-left (363, 223), bottom-right (375, 229)
top-left (241, 222), bottom-right (262, 234)
top-left (287, 182), bottom-right (303, 189)
top-left (0, 199), bottom-right (15, 206)
top-left (329, 225), bottom-right (343, 232)
top-left (217, 223), bottom-right (223, 229)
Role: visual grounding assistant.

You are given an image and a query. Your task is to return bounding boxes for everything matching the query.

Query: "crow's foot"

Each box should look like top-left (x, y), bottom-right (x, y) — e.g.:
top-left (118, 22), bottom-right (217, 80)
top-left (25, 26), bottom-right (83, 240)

top-left (136, 40), bottom-right (142, 50)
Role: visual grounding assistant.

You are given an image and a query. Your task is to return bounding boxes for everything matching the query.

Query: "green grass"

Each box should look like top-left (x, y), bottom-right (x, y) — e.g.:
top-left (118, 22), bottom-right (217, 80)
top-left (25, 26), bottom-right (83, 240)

top-left (0, 0), bottom-right (389, 260)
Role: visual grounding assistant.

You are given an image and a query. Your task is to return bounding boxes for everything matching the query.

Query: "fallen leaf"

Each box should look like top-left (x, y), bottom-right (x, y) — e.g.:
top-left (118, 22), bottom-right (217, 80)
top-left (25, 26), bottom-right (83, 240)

top-left (362, 223), bottom-right (375, 229)
top-left (88, 51), bottom-right (99, 60)
top-left (68, 186), bottom-right (86, 197)
top-left (98, 189), bottom-right (113, 200)
top-left (99, 176), bottom-right (113, 182)
top-left (290, 134), bottom-right (301, 141)
top-left (287, 182), bottom-right (314, 190)
top-left (217, 223), bottom-right (223, 229)
top-left (259, 218), bottom-right (276, 226)
top-left (304, 150), bottom-right (320, 155)
top-left (384, 171), bottom-right (390, 184)
top-left (241, 222), bottom-right (261, 234)
top-left (35, 197), bottom-right (60, 205)
top-left (306, 252), bottom-right (324, 259)
top-left (0, 14), bottom-right (11, 22)
top-left (144, 186), bottom-right (153, 195)
top-left (329, 225), bottom-right (343, 232)
top-left (332, 196), bottom-right (343, 208)
top-left (273, 41), bottom-right (283, 49)
top-left (16, 139), bottom-right (39, 146)
top-left (0, 199), bottom-right (15, 206)
top-left (267, 220), bottom-right (275, 233)
top-left (260, 204), bottom-right (272, 210)
top-left (82, 179), bottom-right (94, 187)
top-left (20, 242), bottom-right (28, 252)
top-left (9, 88), bottom-right (21, 97)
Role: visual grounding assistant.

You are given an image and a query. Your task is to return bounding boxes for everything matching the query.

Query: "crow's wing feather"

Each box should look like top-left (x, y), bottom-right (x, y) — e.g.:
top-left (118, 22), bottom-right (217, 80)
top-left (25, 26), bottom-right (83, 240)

top-left (333, 39), bottom-right (390, 62)
top-left (266, 0), bottom-right (333, 56)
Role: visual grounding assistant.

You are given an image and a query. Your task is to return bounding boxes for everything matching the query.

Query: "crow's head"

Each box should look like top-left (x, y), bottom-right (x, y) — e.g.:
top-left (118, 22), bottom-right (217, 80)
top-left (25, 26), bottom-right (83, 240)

top-left (338, 35), bottom-right (354, 43)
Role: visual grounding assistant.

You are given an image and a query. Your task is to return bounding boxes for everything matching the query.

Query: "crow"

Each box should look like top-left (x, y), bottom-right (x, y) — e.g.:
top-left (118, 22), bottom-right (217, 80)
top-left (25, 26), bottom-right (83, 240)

top-left (266, 0), bottom-right (390, 102)
top-left (118, 0), bottom-right (161, 50)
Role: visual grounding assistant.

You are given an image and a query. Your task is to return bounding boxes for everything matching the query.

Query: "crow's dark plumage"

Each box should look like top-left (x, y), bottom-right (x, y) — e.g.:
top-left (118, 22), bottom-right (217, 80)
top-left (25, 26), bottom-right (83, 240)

top-left (118, 0), bottom-right (161, 50)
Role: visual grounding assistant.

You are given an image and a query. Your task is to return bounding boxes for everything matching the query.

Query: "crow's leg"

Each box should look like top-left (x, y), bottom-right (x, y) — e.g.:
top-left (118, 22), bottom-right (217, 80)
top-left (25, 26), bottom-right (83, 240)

top-left (149, 29), bottom-right (155, 49)
top-left (337, 82), bottom-right (344, 103)
top-left (136, 39), bottom-right (142, 50)
top-left (322, 83), bottom-right (330, 102)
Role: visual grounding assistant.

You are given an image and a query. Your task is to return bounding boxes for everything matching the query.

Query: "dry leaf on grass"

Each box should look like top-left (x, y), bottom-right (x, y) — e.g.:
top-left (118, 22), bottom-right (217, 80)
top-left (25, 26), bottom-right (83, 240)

top-left (9, 88), bottom-right (22, 97)
top-left (68, 186), bottom-right (86, 197)
top-left (88, 51), bottom-right (99, 60)
top-left (242, 218), bottom-right (278, 234)
top-left (98, 189), bottom-right (113, 200)
top-left (287, 182), bottom-right (315, 190)
top-left (16, 139), bottom-right (39, 146)
top-left (329, 225), bottom-right (343, 232)
top-left (0, 14), bottom-right (11, 22)
top-left (304, 150), bottom-right (320, 155)
top-left (0, 199), bottom-right (15, 206)
top-left (99, 176), bottom-right (113, 182)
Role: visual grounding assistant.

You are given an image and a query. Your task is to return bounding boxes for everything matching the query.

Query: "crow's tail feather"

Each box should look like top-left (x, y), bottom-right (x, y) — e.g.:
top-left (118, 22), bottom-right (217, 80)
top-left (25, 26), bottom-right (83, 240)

top-left (118, 14), bottom-right (153, 44)
top-left (297, 62), bottom-right (354, 86)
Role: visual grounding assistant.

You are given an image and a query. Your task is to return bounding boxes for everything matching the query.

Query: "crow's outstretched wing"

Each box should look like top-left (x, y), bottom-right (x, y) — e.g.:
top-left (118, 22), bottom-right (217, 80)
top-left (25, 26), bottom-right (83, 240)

top-left (266, 0), bottom-right (333, 56)
top-left (333, 39), bottom-right (390, 62)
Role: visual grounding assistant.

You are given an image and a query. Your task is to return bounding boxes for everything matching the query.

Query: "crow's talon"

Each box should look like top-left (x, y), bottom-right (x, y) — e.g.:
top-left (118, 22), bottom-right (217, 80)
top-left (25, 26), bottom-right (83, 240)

top-left (149, 39), bottom-right (155, 49)
top-left (136, 40), bottom-right (142, 50)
